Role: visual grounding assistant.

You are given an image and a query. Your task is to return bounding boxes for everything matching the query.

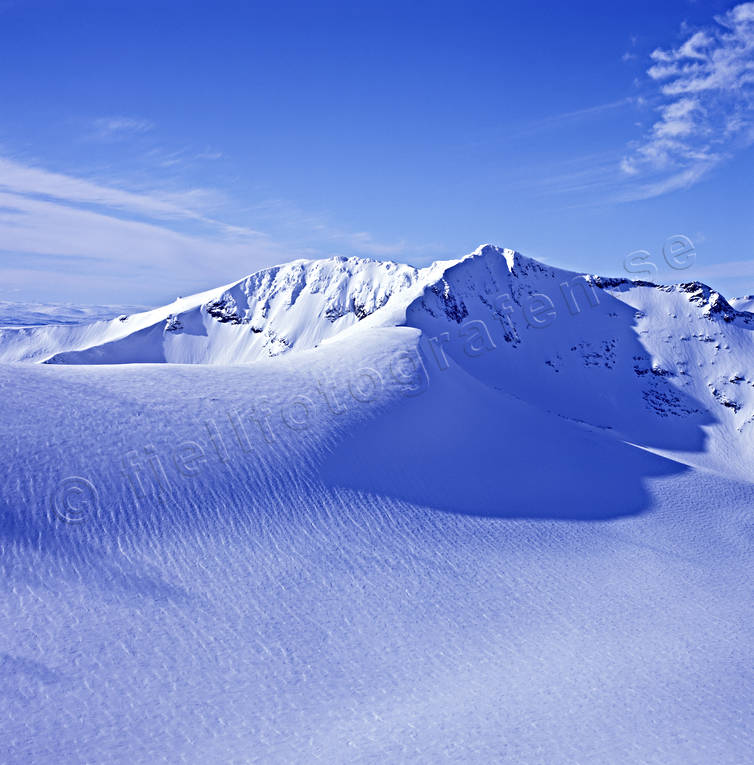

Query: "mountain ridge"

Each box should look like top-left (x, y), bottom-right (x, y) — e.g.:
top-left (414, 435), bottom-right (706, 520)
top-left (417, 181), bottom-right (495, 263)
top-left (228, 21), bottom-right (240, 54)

top-left (1, 243), bottom-right (749, 366)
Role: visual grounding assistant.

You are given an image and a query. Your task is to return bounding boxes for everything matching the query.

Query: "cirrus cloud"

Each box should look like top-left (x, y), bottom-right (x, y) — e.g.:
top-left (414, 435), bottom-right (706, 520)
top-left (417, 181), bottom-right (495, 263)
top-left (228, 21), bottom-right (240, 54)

top-left (0, 155), bottom-right (422, 303)
top-left (620, 2), bottom-right (754, 200)
top-left (91, 116), bottom-right (155, 139)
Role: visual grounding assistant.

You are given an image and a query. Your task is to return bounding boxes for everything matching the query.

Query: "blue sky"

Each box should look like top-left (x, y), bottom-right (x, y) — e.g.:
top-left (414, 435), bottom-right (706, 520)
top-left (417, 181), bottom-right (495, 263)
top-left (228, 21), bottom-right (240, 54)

top-left (0, 0), bottom-right (752, 305)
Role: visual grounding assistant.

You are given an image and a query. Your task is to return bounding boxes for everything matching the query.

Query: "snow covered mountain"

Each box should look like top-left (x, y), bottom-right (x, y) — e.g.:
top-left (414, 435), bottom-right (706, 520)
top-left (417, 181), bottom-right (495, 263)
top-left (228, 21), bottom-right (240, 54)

top-left (2, 245), bottom-right (753, 763)
top-left (0, 256), bottom-right (430, 363)
top-left (3, 244), bottom-right (754, 471)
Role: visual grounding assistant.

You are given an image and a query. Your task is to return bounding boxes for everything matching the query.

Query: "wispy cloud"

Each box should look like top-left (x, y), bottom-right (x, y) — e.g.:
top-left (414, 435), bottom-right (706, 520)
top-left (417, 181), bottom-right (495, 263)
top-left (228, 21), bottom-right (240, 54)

top-left (91, 116), bottom-right (155, 139)
top-left (195, 150), bottom-right (224, 161)
top-left (501, 150), bottom-right (626, 199)
top-left (247, 198), bottom-right (417, 258)
top-left (534, 98), bottom-right (635, 128)
top-left (619, 2), bottom-right (754, 200)
top-left (0, 161), bottom-right (283, 302)
top-left (0, 156), bottom-right (423, 302)
top-left (0, 156), bottom-right (227, 223)
top-left (503, 98), bottom-right (634, 141)
top-left (621, 34), bottom-right (640, 62)
top-left (146, 147), bottom-right (226, 168)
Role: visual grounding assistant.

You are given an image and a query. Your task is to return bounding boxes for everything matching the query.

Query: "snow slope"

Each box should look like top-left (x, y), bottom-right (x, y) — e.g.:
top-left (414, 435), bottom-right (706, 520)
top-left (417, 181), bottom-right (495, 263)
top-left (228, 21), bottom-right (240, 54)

top-left (731, 294), bottom-right (754, 313)
top-left (1, 245), bottom-right (752, 763)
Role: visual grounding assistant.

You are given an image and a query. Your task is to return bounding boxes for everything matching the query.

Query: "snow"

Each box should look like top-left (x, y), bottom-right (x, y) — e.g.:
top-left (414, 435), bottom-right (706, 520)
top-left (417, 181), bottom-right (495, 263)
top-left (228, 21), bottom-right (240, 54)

top-left (0, 300), bottom-right (147, 329)
top-left (731, 294), bottom-right (754, 313)
top-left (1, 245), bottom-right (752, 763)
